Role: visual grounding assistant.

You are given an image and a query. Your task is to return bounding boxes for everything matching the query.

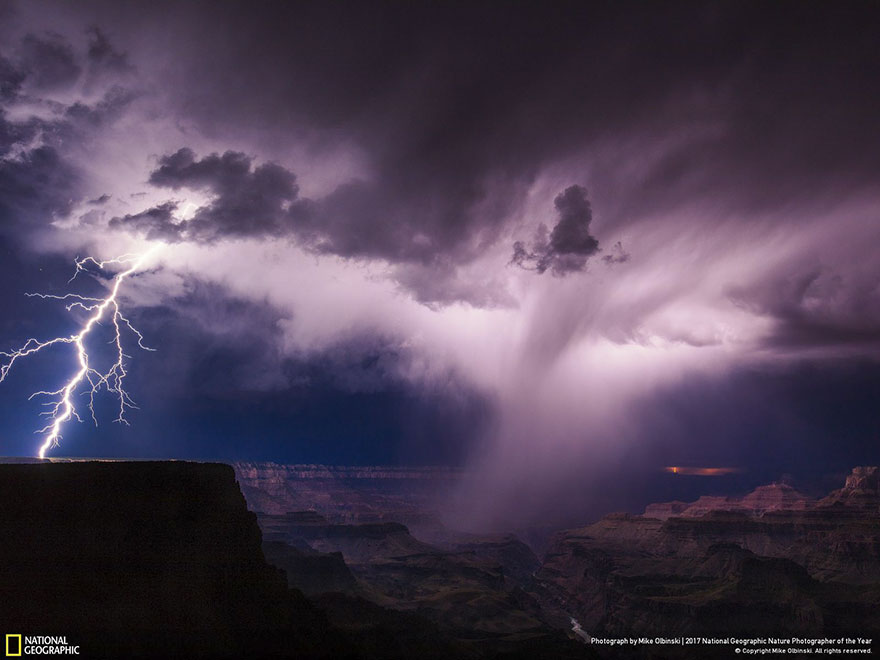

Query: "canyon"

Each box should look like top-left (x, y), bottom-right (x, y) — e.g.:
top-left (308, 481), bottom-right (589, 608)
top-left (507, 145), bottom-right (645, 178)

top-left (2, 460), bottom-right (876, 658)
top-left (235, 462), bottom-right (880, 657)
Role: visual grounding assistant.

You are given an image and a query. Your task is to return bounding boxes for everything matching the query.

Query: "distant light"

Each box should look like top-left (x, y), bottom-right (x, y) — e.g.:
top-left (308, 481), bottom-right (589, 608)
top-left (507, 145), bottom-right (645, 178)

top-left (664, 466), bottom-right (741, 476)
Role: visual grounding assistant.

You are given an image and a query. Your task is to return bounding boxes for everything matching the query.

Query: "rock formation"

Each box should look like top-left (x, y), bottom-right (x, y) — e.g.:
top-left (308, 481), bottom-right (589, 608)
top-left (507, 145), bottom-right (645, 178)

top-left (233, 462), bottom-right (458, 520)
top-left (645, 483), bottom-right (815, 519)
top-left (530, 467), bottom-right (880, 647)
top-left (820, 465), bottom-right (880, 510)
top-left (254, 509), bottom-right (564, 644)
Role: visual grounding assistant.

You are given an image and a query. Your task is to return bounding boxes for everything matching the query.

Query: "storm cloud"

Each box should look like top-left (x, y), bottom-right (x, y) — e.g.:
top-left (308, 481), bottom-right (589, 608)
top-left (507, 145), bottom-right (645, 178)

top-left (511, 185), bottom-right (600, 275)
top-left (111, 148), bottom-right (304, 243)
top-left (0, 24), bottom-right (137, 242)
top-left (0, 0), bottom-right (878, 522)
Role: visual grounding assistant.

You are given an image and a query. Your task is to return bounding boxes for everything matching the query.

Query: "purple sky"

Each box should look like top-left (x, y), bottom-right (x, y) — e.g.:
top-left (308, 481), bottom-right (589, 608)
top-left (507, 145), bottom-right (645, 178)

top-left (1, 1), bottom-right (879, 524)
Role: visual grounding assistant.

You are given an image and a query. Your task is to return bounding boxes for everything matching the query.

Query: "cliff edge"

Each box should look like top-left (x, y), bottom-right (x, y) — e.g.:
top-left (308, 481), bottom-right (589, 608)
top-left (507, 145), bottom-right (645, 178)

top-left (0, 461), bottom-right (338, 658)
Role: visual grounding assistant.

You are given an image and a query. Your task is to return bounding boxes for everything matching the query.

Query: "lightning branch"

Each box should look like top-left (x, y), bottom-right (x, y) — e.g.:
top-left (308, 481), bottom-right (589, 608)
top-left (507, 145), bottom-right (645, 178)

top-left (0, 251), bottom-right (156, 458)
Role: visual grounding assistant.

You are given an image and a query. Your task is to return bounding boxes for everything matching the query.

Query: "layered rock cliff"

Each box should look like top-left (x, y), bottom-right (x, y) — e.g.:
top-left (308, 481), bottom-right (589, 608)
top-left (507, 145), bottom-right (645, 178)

top-left (644, 483), bottom-right (815, 519)
top-left (821, 465), bottom-right (880, 510)
top-left (636, 468), bottom-right (880, 583)
top-left (255, 509), bottom-right (561, 643)
top-left (531, 467), bottom-right (880, 646)
top-left (227, 460), bottom-right (880, 654)
top-left (229, 462), bottom-right (594, 655)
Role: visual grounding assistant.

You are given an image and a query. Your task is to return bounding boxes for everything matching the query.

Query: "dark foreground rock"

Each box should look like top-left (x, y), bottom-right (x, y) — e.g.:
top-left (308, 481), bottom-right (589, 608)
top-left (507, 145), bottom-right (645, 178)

top-left (0, 461), bottom-right (346, 658)
top-left (262, 539), bottom-right (359, 596)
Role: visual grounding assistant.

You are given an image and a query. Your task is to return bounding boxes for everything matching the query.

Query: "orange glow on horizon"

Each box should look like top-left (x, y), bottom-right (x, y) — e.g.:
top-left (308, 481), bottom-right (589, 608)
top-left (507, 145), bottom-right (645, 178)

top-left (664, 466), bottom-right (742, 476)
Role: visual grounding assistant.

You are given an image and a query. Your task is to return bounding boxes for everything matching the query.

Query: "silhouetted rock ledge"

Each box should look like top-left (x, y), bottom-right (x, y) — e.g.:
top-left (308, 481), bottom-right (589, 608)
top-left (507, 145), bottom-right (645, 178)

top-left (0, 461), bottom-right (345, 658)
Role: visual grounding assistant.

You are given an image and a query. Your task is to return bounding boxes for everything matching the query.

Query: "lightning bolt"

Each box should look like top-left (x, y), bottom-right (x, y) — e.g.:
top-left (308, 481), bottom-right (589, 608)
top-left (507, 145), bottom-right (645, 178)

top-left (0, 250), bottom-right (157, 459)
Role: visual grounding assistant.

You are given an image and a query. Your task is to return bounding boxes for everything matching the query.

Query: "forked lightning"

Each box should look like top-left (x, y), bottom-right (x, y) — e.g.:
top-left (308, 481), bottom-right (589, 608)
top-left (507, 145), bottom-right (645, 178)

top-left (0, 251), bottom-right (156, 458)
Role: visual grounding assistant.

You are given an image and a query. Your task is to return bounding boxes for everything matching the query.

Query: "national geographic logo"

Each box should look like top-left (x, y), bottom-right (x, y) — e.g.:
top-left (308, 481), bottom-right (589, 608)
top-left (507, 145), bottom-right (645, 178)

top-left (5, 636), bottom-right (21, 657)
top-left (5, 636), bottom-right (79, 656)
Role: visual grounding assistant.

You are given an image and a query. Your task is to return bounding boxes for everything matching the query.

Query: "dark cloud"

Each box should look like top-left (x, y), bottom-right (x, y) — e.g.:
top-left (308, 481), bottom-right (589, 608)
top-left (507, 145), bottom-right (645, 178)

top-left (114, 153), bottom-right (599, 302)
top-left (0, 111), bottom-right (23, 156)
top-left (601, 241), bottom-right (630, 266)
top-left (290, 334), bottom-right (409, 395)
top-left (19, 32), bottom-right (81, 91)
top-left (511, 185), bottom-right (600, 275)
top-left (0, 39), bottom-right (79, 237)
top-left (116, 148), bottom-right (505, 309)
top-left (303, 181), bottom-right (437, 262)
top-left (18, 0), bottom-right (875, 305)
top-left (64, 85), bottom-right (137, 127)
top-left (111, 147), bottom-right (512, 306)
top-left (85, 26), bottom-right (131, 77)
top-left (122, 146), bottom-right (497, 275)
top-left (0, 28), bottom-right (136, 242)
top-left (139, 148), bottom-right (303, 242)
top-left (0, 55), bottom-right (24, 102)
top-left (121, 1), bottom-right (879, 245)
top-left (0, 145), bottom-right (80, 234)
top-left (108, 201), bottom-right (181, 242)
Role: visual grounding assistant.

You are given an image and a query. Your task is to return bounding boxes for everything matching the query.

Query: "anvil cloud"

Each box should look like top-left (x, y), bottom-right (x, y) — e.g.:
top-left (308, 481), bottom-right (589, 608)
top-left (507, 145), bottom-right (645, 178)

top-left (0, 0), bottom-right (879, 522)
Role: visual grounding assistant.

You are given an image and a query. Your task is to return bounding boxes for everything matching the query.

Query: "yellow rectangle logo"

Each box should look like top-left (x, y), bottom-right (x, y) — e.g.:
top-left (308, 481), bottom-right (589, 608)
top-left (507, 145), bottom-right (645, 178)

top-left (5, 634), bottom-right (21, 657)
